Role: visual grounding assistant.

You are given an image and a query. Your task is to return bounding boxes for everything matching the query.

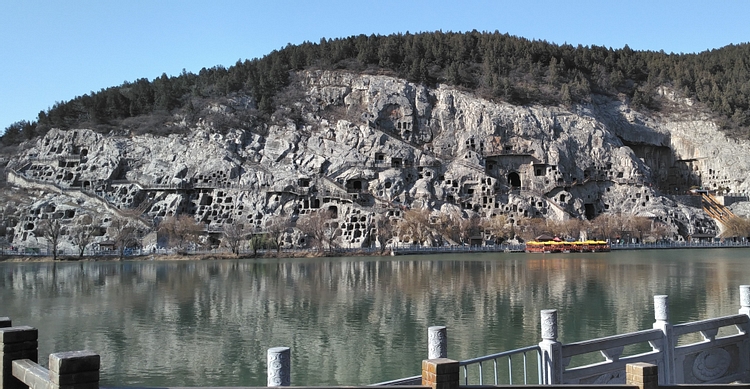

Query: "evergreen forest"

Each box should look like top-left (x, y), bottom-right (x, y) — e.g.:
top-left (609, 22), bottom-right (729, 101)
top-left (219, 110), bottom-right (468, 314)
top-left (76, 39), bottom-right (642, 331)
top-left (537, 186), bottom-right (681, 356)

top-left (4, 30), bottom-right (750, 145)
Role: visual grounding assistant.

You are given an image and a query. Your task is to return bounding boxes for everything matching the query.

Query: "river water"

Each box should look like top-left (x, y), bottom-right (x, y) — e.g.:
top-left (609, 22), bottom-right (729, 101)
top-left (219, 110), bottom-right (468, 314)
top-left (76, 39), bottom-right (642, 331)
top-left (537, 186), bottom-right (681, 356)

top-left (1, 249), bottom-right (749, 387)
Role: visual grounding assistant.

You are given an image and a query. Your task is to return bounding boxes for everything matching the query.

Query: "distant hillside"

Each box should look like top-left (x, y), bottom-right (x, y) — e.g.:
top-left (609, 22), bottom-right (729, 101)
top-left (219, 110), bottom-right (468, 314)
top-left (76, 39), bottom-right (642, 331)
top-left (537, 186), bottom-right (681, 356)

top-left (3, 31), bottom-right (750, 148)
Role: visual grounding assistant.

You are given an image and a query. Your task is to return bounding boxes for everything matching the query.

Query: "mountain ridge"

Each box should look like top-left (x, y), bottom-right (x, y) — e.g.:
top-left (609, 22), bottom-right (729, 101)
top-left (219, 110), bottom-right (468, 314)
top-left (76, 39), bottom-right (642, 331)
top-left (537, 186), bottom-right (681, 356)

top-left (4, 31), bottom-right (750, 148)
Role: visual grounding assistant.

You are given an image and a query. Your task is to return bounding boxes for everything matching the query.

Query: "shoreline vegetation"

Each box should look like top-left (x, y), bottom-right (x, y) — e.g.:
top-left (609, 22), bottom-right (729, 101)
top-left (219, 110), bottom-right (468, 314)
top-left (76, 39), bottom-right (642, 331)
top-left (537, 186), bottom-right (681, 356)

top-left (0, 251), bottom-right (340, 263)
top-left (0, 249), bottom-right (388, 263)
top-left (2, 239), bottom-right (750, 263)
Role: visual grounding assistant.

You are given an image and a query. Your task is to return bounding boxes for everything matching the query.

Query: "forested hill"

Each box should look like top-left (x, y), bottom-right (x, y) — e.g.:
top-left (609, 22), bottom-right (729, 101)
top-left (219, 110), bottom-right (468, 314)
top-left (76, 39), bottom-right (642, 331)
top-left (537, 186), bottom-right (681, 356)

top-left (4, 30), bottom-right (750, 146)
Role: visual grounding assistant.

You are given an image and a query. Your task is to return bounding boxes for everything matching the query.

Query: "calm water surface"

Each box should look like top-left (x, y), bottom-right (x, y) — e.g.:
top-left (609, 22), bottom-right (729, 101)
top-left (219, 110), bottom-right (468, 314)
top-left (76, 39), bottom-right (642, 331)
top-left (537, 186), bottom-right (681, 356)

top-left (2, 249), bottom-right (750, 386)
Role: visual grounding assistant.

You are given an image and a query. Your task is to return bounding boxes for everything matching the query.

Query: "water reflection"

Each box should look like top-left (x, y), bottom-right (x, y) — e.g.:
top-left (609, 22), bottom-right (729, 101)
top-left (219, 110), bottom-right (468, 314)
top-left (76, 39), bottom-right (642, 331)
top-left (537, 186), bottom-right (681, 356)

top-left (1, 249), bottom-right (749, 386)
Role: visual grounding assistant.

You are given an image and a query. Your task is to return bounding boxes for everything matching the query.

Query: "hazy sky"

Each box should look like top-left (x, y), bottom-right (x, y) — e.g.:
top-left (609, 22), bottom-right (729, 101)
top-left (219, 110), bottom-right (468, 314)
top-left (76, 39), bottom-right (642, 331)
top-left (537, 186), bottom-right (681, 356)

top-left (2, 0), bottom-right (749, 131)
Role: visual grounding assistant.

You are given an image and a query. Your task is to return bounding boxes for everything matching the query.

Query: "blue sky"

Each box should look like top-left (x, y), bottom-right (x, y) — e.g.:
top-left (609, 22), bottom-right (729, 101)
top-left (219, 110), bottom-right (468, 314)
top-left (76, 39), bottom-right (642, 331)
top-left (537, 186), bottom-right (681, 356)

top-left (2, 1), bottom-right (749, 132)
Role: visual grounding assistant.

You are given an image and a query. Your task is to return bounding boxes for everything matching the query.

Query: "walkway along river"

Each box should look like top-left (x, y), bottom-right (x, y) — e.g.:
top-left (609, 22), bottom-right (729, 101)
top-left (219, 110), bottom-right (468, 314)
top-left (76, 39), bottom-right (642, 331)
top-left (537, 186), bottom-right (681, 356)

top-left (5, 237), bottom-right (750, 258)
top-left (1, 248), bottom-right (749, 386)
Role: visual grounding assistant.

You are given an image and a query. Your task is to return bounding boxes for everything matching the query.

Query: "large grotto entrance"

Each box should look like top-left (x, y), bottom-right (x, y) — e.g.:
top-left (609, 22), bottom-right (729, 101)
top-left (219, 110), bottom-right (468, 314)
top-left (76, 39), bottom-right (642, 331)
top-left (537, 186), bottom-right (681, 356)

top-left (508, 172), bottom-right (521, 188)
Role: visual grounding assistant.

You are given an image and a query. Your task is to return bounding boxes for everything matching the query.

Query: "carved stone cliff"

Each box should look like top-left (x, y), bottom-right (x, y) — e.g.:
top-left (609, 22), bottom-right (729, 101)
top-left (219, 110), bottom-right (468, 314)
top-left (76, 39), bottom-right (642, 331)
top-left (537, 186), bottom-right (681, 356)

top-left (4, 70), bottom-right (748, 251)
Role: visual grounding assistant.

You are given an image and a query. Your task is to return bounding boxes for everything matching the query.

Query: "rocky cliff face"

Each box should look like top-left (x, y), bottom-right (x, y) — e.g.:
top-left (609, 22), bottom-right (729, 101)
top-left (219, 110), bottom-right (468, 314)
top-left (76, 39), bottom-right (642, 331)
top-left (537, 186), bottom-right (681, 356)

top-left (4, 70), bottom-right (748, 251)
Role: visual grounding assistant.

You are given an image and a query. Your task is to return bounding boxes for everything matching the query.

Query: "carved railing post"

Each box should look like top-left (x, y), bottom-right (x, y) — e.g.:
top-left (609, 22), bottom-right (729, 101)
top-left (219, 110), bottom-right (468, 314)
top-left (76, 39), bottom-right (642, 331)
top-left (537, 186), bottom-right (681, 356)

top-left (49, 350), bottom-right (100, 389)
top-left (0, 326), bottom-right (38, 389)
top-left (267, 347), bottom-right (290, 387)
top-left (739, 285), bottom-right (750, 317)
top-left (652, 295), bottom-right (674, 384)
top-left (428, 326), bottom-right (447, 359)
top-left (11, 350), bottom-right (99, 389)
top-left (738, 285), bottom-right (750, 383)
top-left (538, 309), bottom-right (562, 384)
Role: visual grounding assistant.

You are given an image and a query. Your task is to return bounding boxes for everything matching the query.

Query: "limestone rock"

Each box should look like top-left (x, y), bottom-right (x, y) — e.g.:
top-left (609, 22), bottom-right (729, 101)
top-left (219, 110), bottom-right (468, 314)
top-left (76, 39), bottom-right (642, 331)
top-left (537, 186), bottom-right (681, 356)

top-left (4, 70), bottom-right (743, 251)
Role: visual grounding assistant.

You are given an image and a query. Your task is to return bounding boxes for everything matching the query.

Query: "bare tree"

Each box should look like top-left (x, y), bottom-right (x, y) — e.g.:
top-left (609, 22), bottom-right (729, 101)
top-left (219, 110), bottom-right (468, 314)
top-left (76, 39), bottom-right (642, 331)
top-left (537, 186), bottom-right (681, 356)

top-left (323, 220), bottom-right (341, 252)
top-left (721, 216), bottom-right (750, 239)
top-left (71, 224), bottom-right (95, 257)
top-left (436, 212), bottom-right (461, 245)
top-left (297, 211), bottom-right (325, 251)
top-left (38, 219), bottom-right (64, 261)
top-left (459, 214), bottom-right (483, 245)
top-left (482, 214), bottom-right (512, 244)
top-left (515, 217), bottom-right (548, 242)
top-left (266, 214), bottom-right (292, 257)
top-left (109, 218), bottom-right (138, 260)
top-left (222, 223), bottom-right (246, 255)
top-left (397, 208), bottom-right (433, 246)
top-left (543, 219), bottom-right (584, 241)
top-left (297, 209), bottom-right (339, 252)
top-left (578, 219), bottom-right (596, 241)
top-left (629, 216), bottom-right (653, 242)
top-left (159, 215), bottom-right (203, 250)
top-left (249, 230), bottom-right (265, 257)
top-left (559, 219), bottom-right (584, 241)
top-left (645, 221), bottom-right (671, 242)
top-left (373, 211), bottom-right (396, 254)
top-left (587, 214), bottom-right (656, 242)
top-left (589, 214), bottom-right (620, 241)
top-left (0, 235), bottom-right (10, 255)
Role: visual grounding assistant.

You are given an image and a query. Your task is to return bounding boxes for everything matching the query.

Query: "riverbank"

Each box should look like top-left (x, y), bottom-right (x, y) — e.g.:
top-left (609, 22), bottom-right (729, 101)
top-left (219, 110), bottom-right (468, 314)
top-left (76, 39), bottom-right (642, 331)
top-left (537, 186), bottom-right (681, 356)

top-left (0, 249), bottom-right (388, 263)
top-left (2, 240), bottom-right (749, 263)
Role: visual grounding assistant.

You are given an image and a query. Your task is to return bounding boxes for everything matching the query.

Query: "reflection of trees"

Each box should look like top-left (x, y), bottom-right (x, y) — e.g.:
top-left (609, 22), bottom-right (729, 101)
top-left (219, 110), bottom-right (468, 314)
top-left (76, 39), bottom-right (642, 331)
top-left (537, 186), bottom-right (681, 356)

top-left (0, 251), bottom-right (745, 387)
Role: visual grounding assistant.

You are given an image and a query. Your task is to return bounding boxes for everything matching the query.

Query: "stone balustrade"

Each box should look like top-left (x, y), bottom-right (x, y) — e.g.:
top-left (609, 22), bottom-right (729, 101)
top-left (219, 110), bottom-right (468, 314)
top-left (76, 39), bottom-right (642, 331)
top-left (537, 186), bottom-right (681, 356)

top-left (1, 320), bottom-right (100, 389)
top-left (11, 351), bottom-right (100, 389)
top-left (0, 324), bottom-right (38, 389)
top-left (533, 286), bottom-right (750, 386)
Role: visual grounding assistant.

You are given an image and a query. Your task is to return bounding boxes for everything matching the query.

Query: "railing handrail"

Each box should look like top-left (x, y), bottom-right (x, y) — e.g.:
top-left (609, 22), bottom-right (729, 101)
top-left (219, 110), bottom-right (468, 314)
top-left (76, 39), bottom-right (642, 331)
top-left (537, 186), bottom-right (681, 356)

top-left (561, 328), bottom-right (662, 358)
top-left (671, 313), bottom-right (749, 337)
top-left (459, 345), bottom-right (540, 366)
top-left (367, 376), bottom-right (422, 386)
top-left (102, 387), bottom-right (429, 389)
top-left (458, 344), bottom-right (542, 386)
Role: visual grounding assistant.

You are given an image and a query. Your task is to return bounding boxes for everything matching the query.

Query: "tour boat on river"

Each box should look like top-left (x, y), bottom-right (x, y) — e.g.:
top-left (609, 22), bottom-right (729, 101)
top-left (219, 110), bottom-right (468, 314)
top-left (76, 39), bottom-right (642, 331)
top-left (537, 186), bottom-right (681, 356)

top-left (525, 239), bottom-right (611, 253)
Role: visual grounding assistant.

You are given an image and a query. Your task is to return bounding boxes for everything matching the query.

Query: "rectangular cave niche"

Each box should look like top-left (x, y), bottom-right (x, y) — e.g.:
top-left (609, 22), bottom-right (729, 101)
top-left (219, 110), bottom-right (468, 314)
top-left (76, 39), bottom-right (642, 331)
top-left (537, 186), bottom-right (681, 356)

top-left (584, 203), bottom-right (596, 220)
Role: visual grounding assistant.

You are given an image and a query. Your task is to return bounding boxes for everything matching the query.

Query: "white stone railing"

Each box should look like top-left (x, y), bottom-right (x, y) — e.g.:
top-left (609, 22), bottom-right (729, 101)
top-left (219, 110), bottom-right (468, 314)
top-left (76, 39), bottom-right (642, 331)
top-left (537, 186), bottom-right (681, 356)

top-left (0, 319), bottom-right (100, 389)
top-left (558, 327), bottom-right (665, 384)
top-left (539, 286), bottom-right (750, 386)
top-left (11, 351), bottom-right (100, 389)
top-left (380, 285), bottom-right (750, 387)
top-left (671, 314), bottom-right (749, 383)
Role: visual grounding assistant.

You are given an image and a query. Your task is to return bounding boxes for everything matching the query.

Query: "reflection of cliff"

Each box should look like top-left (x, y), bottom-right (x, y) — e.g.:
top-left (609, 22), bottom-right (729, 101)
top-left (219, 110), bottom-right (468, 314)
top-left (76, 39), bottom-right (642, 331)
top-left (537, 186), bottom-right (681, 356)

top-left (0, 252), bottom-right (746, 386)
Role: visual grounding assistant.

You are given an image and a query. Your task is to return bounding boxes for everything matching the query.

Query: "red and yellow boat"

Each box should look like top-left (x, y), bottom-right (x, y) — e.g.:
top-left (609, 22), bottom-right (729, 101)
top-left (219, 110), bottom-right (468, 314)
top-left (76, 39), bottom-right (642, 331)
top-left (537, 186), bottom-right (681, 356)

top-left (525, 240), bottom-right (610, 253)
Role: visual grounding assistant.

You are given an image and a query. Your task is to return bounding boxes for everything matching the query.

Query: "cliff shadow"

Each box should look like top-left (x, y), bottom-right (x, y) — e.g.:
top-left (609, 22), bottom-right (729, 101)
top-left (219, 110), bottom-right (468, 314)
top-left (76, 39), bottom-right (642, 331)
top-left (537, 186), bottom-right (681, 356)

top-left (589, 97), bottom-right (703, 196)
